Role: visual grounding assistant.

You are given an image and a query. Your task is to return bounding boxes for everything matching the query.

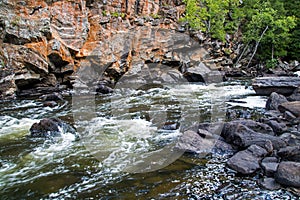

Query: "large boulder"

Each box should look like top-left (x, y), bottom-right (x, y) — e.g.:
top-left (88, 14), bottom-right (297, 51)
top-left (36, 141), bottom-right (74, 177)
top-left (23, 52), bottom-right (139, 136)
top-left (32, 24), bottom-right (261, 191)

top-left (275, 161), bottom-right (300, 187)
top-left (227, 145), bottom-right (268, 174)
top-left (29, 118), bottom-right (76, 138)
top-left (265, 92), bottom-right (288, 110)
top-left (252, 77), bottom-right (300, 96)
top-left (222, 121), bottom-right (285, 150)
top-left (222, 120), bottom-right (274, 135)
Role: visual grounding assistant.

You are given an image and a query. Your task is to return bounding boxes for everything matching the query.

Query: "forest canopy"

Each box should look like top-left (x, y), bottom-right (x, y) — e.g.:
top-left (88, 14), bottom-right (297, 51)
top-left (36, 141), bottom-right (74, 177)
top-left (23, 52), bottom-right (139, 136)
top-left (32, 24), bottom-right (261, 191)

top-left (181, 0), bottom-right (299, 61)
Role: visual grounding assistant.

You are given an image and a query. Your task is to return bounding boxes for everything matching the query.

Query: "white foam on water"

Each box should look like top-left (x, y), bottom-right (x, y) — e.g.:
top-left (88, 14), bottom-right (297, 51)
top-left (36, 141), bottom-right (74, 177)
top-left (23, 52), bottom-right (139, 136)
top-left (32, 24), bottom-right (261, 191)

top-left (30, 126), bottom-right (77, 159)
top-left (0, 116), bottom-right (39, 139)
top-left (79, 117), bottom-right (183, 173)
top-left (227, 96), bottom-right (268, 109)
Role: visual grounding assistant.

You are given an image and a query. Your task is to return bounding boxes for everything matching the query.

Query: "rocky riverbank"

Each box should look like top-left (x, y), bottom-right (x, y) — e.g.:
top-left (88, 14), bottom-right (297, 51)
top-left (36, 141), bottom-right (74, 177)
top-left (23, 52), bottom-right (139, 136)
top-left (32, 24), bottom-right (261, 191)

top-left (175, 77), bottom-right (300, 194)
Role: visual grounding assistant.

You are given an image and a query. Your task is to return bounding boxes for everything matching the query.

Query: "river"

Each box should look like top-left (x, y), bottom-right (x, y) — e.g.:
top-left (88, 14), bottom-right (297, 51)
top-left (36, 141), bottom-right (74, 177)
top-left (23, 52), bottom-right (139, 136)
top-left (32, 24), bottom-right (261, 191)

top-left (0, 79), bottom-right (297, 199)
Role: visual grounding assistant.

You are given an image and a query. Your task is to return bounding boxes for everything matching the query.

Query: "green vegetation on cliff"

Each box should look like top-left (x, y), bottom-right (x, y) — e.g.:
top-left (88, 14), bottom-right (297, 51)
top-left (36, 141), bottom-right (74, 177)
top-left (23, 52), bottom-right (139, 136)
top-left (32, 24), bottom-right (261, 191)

top-left (182, 0), bottom-right (299, 61)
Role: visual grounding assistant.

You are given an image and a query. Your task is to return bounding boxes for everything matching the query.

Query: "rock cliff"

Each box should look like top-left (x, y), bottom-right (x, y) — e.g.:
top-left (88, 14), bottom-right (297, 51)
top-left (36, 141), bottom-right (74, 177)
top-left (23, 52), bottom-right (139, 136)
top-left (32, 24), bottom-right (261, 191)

top-left (0, 0), bottom-right (239, 99)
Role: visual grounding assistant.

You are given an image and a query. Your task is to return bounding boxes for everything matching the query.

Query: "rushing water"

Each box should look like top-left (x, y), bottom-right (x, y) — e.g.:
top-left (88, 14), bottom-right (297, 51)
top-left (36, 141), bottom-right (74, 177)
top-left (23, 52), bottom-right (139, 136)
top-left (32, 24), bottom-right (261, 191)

top-left (0, 80), bottom-right (298, 199)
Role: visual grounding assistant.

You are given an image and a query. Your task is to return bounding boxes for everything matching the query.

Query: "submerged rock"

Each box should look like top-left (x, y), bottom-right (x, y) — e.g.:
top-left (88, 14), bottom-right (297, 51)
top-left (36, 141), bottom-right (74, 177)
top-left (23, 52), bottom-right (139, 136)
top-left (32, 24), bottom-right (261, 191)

top-left (29, 118), bottom-right (76, 138)
top-left (40, 92), bottom-right (64, 101)
top-left (258, 177), bottom-right (281, 190)
top-left (275, 161), bottom-right (300, 187)
top-left (252, 77), bottom-right (300, 96)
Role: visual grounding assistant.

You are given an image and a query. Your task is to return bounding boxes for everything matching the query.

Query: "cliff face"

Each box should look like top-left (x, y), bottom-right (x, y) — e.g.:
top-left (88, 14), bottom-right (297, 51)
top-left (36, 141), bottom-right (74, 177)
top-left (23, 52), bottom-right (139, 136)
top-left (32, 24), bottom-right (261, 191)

top-left (0, 0), bottom-right (236, 99)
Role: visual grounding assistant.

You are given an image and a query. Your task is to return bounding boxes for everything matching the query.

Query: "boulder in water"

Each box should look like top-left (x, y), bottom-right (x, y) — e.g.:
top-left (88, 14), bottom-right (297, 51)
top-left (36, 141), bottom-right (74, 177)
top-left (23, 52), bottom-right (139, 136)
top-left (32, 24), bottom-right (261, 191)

top-left (29, 118), bottom-right (76, 138)
top-left (252, 77), bottom-right (300, 96)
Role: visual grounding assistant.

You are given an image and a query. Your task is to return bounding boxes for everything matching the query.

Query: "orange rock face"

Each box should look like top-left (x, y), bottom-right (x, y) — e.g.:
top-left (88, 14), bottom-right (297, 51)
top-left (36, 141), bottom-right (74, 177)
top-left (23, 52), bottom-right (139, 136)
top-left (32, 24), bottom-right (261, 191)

top-left (0, 0), bottom-right (233, 98)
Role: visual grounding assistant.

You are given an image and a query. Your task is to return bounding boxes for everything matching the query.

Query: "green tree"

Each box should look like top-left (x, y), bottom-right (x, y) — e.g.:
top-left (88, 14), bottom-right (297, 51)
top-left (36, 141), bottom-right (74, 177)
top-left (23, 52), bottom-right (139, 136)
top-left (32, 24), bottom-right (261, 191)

top-left (282, 0), bottom-right (300, 60)
top-left (182, 0), bottom-right (242, 41)
top-left (242, 0), bottom-right (296, 60)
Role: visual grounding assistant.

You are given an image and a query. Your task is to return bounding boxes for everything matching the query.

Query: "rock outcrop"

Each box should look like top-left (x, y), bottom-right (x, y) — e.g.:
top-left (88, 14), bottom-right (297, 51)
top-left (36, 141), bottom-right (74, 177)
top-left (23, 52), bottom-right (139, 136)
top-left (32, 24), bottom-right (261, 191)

top-left (252, 77), bottom-right (300, 96)
top-left (29, 117), bottom-right (76, 138)
top-left (0, 0), bottom-right (242, 99)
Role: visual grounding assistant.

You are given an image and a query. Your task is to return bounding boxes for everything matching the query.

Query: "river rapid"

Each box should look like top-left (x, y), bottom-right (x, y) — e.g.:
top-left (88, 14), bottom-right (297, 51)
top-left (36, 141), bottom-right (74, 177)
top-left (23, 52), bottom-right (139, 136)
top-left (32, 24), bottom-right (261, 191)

top-left (0, 80), bottom-right (297, 199)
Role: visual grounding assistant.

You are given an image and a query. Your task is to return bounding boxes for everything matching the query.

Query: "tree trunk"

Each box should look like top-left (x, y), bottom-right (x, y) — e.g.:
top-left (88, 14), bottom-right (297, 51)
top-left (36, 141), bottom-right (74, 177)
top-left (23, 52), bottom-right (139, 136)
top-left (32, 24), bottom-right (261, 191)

top-left (246, 26), bottom-right (269, 68)
top-left (235, 42), bottom-right (250, 67)
top-left (271, 44), bottom-right (274, 60)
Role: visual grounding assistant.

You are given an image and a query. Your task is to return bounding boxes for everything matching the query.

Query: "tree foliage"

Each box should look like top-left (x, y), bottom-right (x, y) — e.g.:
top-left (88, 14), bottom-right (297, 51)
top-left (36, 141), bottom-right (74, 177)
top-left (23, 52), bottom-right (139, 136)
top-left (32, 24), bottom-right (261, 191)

top-left (182, 0), bottom-right (298, 61)
top-left (182, 0), bottom-right (242, 41)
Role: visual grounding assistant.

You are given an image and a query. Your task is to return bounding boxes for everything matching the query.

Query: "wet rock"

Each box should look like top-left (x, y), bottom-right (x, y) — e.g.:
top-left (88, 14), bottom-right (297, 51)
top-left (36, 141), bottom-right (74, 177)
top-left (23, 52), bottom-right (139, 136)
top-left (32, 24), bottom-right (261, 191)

top-left (40, 92), bottom-right (64, 101)
top-left (162, 122), bottom-right (178, 130)
top-left (278, 146), bottom-right (300, 162)
top-left (29, 118), bottom-right (76, 138)
top-left (43, 101), bottom-right (58, 107)
top-left (258, 177), bottom-right (281, 190)
top-left (227, 145), bottom-right (267, 174)
top-left (265, 120), bottom-right (287, 135)
top-left (279, 132), bottom-right (300, 147)
top-left (175, 130), bottom-right (214, 154)
top-left (278, 101), bottom-right (300, 117)
top-left (252, 77), bottom-right (300, 96)
top-left (284, 111), bottom-right (297, 121)
top-left (275, 161), bottom-right (300, 187)
top-left (289, 87), bottom-right (300, 101)
top-left (261, 157), bottom-right (279, 177)
top-left (95, 84), bottom-right (113, 94)
top-left (212, 139), bottom-right (235, 154)
top-left (17, 87), bottom-right (61, 98)
top-left (197, 122), bottom-right (224, 136)
top-left (14, 72), bottom-right (41, 89)
top-left (223, 120), bottom-right (274, 135)
top-left (265, 92), bottom-right (288, 110)
top-left (222, 121), bottom-right (285, 150)
top-left (247, 144), bottom-right (268, 157)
